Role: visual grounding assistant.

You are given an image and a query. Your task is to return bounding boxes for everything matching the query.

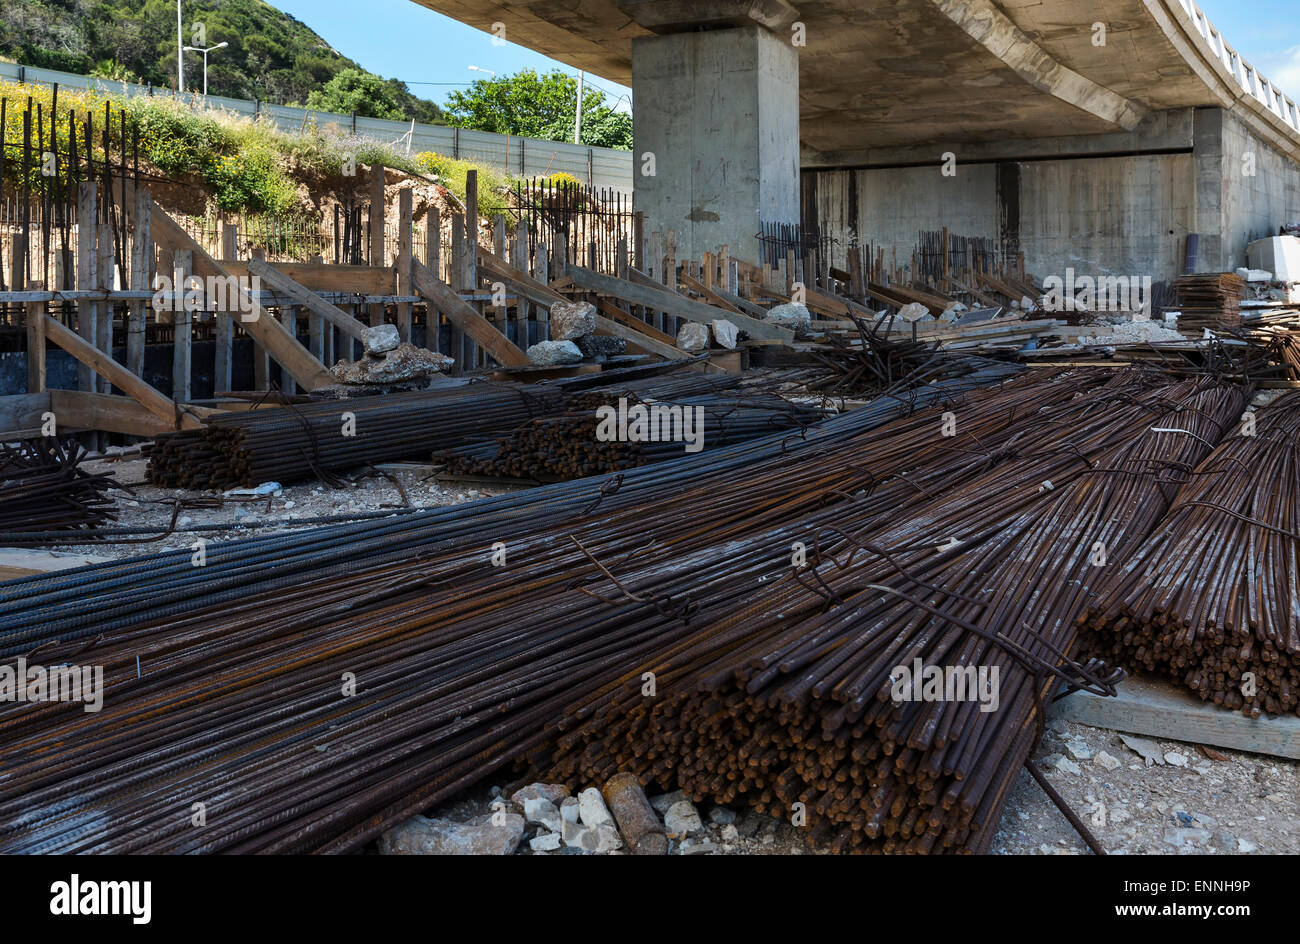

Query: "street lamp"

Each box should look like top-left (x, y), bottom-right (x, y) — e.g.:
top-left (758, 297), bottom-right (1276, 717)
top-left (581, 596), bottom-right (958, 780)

top-left (467, 65), bottom-right (497, 78)
top-left (183, 41), bottom-right (228, 97)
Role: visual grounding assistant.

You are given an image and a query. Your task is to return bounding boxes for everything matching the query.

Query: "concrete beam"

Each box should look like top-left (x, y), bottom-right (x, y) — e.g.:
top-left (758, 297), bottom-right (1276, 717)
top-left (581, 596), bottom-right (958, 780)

top-left (802, 110), bottom-right (1196, 170)
top-left (616, 0), bottom-right (799, 34)
top-left (929, 0), bottom-right (1146, 131)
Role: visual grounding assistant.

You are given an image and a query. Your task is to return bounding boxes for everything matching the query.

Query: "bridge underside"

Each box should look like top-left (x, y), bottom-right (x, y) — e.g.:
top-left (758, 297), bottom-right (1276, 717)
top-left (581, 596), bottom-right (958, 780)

top-left (415, 0), bottom-right (1300, 279)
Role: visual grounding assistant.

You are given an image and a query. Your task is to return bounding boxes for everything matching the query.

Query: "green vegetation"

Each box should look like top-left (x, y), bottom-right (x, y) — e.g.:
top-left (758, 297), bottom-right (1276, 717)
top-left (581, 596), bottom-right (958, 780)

top-left (414, 152), bottom-right (510, 220)
top-left (444, 70), bottom-right (633, 150)
top-left (0, 0), bottom-right (442, 123)
top-left (0, 81), bottom-right (509, 221)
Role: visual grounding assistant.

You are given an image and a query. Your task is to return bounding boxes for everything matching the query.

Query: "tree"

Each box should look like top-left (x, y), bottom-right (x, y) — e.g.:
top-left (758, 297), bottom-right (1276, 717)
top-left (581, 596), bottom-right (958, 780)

top-left (306, 68), bottom-right (406, 119)
top-left (444, 69), bottom-right (632, 149)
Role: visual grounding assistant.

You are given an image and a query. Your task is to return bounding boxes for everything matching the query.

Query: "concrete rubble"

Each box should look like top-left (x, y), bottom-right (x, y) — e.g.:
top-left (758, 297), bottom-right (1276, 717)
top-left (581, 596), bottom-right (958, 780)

top-left (711, 318), bottom-right (740, 349)
top-left (676, 322), bottom-right (710, 351)
top-left (329, 341), bottom-right (454, 389)
top-left (526, 339), bottom-right (584, 366)
top-left (549, 300), bottom-right (597, 340)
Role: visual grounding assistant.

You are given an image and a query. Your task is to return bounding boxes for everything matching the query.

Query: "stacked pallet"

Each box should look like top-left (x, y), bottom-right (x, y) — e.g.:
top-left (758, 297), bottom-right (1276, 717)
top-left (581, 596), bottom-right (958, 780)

top-left (1170, 272), bottom-right (1247, 333)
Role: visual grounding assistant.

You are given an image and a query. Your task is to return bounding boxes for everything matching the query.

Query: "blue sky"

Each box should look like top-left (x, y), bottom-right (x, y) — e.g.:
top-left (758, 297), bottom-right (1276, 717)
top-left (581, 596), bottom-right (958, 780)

top-left (273, 0), bottom-right (1300, 109)
top-left (272, 0), bottom-right (633, 111)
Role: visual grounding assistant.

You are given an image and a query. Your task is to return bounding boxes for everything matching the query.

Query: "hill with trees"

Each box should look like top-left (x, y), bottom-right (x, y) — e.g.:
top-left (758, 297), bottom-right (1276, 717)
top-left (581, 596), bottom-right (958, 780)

top-left (0, 0), bottom-right (443, 122)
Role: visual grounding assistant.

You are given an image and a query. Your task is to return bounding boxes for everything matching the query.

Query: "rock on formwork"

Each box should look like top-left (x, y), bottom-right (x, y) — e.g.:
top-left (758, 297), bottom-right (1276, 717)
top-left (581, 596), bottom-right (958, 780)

top-left (550, 301), bottom-right (597, 341)
top-left (711, 319), bottom-right (740, 349)
top-left (527, 340), bottom-right (583, 366)
top-left (765, 302), bottom-right (811, 334)
top-left (676, 322), bottom-right (710, 352)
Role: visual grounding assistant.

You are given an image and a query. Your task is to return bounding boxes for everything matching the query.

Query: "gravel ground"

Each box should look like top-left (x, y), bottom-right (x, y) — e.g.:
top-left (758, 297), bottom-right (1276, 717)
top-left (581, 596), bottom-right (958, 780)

top-left (22, 455), bottom-right (1300, 855)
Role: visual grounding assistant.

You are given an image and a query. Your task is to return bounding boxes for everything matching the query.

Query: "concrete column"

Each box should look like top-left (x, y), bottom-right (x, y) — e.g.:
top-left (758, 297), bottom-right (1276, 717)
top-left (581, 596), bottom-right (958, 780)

top-left (1192, 107), bottom-right (1226, 273)
top-left (632, 26), bottom-right (799, 267)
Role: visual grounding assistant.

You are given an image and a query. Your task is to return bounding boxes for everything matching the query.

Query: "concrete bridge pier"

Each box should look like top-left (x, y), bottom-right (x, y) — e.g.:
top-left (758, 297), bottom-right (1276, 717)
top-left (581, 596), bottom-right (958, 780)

top-left (631, 25), bottom-right (800, 266)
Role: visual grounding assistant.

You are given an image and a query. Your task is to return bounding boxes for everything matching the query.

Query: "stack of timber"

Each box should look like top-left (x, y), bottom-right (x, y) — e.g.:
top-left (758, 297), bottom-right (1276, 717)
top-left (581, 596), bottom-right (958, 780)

top-left (1170, 272), bottom-right (1247, 333)
top-left (1081, 390), bottom-right (1300, 717)
top-left (0, 439), bottom-right (119, 534)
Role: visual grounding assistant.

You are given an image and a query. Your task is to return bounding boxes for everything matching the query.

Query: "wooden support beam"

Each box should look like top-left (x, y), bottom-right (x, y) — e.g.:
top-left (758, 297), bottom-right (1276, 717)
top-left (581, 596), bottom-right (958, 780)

top-left (75, 182), bottom-right (97, 395)
top-left (513, 217), bottom-right (531, 349)
top-left (142, 198), bottom-right (334, 390)
top-left (678, 270), bottom-right (743, 315)
top-left (594, 298), bottom-right (678, 347)
top-left (368, 163), bottom-right (386, 328)
top-left (409, 259), bottom-right (529, 368)
top-left (41, 314), bottom-right (199, 429)
top-left (568, 265), bottom-right (792, 341)
top-left (95, 222), bottom-right (113, 393)
top-left (172, 250), bottom-right (193, 402)
top-left (49, 389), bottom-right (185, 438)
top-left (1050, 675), bottom-right (1300, 761)
top-left (396, 188), bottom-right (413, 342)
top-left (247, 258), bottom-right (367, 343)
top-left (127, 186), bottom-right (149, 379)
top-left (24, 282), bottom-right (45, 393)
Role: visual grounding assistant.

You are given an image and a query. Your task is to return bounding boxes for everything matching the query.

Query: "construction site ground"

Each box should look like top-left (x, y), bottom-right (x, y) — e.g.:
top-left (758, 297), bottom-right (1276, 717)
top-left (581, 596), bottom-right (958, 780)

top-left (21, 454), bottom-right (1296, 857)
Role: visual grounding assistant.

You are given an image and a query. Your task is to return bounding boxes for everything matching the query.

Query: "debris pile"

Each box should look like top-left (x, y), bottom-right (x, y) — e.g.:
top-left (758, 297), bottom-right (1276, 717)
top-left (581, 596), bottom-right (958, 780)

top-left (0, 439), bottom-right (119, 535)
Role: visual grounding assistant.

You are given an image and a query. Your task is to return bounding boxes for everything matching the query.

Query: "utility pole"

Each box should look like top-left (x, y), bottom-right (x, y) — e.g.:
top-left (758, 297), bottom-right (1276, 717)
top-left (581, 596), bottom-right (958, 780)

top-left (176, 0), bottom-right (184, 92)
top-left (574, 70), bottom-right (584, 144)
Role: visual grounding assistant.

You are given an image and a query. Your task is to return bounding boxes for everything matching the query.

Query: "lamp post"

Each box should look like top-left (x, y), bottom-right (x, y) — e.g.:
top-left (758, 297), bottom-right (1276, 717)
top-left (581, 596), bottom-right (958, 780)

top-left (176, 1), bottom-right (183, 92)
top-left (183, 41), bottom-right (228, 97)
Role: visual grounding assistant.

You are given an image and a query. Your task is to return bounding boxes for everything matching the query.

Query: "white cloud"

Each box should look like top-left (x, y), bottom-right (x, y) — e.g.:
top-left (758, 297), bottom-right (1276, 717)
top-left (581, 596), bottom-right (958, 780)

top-left (1258, 45), bottom-right (1300, 101)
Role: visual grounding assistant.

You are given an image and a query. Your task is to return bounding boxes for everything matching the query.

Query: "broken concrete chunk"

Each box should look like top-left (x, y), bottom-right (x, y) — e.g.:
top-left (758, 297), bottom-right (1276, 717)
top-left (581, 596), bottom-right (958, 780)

top-left (561, 818), bottom-right (598, 851)
top-left (765, 302), bottom-right (811, 333)
top-left (378, 813), bottom-right (524, 855)
top-left (711, 319), bottom-right (740, 349)
top-left (648, 790), bottom-right (685, 814)
top-left (663, 799), bottom-right (704, 835)
top-left (363, 323), bottom-right (401, 355)
top-left (550, 300), bottom-right (597, 340)
top-left (577, 787), bottom-right (615, 829)
top-left (529, 830), bottom-right (562, 852)
top-left (510, 782), bottom-right (568, 807)
top-left (1119, 734), bottom-right (1165, 766)
top-left (896, 302), bottom-right (929, 323)
top-left (676, 322), bottom-right (710, 351)
top-left (526, 339), bottom-right (583, 366)
top-left (331, 342), bottom-right (453, 386)
top-left (592, 824), bottom-right (623, 853)
top-left (522, 796), bottom-right (563, 832)
top-left (576, 334), bottom-right (627, 360)
top-left (559, 795), bottom-right (581, 824)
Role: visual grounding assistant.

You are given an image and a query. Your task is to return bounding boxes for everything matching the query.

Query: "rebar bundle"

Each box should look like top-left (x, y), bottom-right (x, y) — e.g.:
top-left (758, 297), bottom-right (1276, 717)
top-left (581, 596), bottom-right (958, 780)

top-left (0, 439), bottom-right (118, 534)
top-left (541, 373), bottom-right (1248, 853)
top-left (0, 363), bottom-right (1257, 856)
top-left (145, 371), bottom-right (750, 489)
top-left (442, 391), bottom-right (822, 481)
top-left (0, 362), bottom-right (1025, 853)
top-left (1081, 390), bottom-right (1300, 717)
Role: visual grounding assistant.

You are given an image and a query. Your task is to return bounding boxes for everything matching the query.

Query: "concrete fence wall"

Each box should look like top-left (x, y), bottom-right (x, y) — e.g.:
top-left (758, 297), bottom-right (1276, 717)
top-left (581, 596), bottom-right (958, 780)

top-left (0, 61), bottom-right (634, 192)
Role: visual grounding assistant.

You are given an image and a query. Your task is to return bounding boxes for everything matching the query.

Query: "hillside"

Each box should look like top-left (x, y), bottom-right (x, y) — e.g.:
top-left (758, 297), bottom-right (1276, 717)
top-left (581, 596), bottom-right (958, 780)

top-left (0, 0), bottom-right (443, 122)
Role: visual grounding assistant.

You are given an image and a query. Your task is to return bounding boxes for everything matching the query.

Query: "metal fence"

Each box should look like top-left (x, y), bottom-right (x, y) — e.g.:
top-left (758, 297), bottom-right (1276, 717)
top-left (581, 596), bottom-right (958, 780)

top-left (0, 61), bottom-right (635, 192)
